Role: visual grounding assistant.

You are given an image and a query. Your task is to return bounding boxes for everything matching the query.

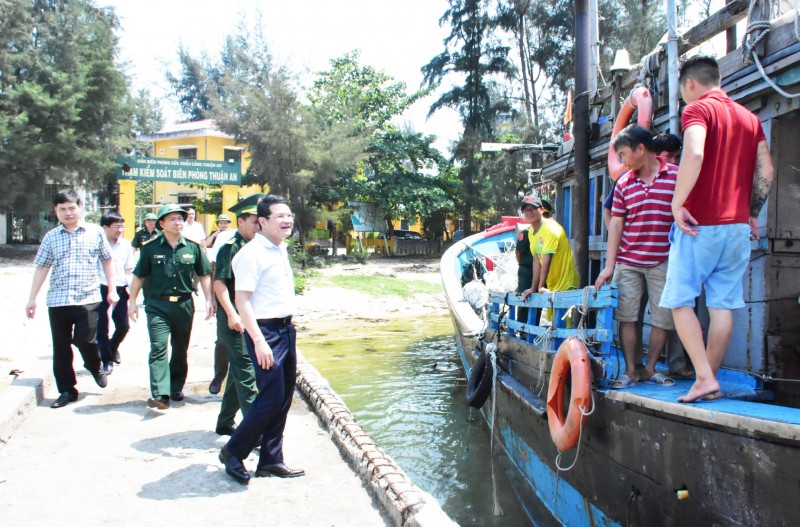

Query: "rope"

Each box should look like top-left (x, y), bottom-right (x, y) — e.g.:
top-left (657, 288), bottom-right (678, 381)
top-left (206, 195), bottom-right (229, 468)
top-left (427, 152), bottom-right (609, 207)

top-left (742, 0), bottom-right (800, 99)
top-left (561, 286), bottom-right (597, 347)
top-left (533, 325), bottom-right (555, 396)
top-left (554, 391), bottom-right (596, 472)
top-left (486, 343), bottom-right (504, 516)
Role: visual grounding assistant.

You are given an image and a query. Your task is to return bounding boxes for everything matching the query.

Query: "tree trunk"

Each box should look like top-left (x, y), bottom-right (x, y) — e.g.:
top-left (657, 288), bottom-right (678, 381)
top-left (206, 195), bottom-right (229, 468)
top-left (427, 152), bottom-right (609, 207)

top-left (525, 28), bottom-right (539, 130)
top-left (518, 16), bottom-right (533, 126)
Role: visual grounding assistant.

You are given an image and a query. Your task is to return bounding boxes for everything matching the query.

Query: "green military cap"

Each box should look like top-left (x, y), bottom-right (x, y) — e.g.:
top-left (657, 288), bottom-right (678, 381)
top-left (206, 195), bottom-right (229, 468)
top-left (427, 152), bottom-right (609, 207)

top-left (144, 213), bottom-right (158, 221)
top-left (216, 214), bottom-right (231, 223)
top-left (156, 203), bottom-right (188, 224)
top-left (228, 193), bottom-right (265, 218)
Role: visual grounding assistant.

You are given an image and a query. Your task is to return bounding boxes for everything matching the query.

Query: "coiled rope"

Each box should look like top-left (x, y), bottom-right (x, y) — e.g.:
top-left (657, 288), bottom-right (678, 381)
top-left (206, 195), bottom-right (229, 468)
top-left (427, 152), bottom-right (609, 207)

top-left (742, 0), bottom-right (800, 99)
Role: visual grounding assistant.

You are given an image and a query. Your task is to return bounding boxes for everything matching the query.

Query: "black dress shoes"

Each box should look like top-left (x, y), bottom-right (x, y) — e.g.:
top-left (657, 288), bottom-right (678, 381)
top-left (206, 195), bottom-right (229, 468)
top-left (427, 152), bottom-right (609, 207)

top-left (51, 391), bottom-right (78, 409)
top-left (103, 361), bottom-right (113, 375)
top-left (112, 349), bottom-right (121, 365)
top-left (255, 463), bottom-right (305, 478)
top-left (209, 378), bottom-right (222, 395)
top-left (91, 369), bottom-right (108, 388)
top-left (170, 391), bottom-right (184, 401)
top-left (219, 446), bottom-right (250, 484)
top-left (215, 425), bottom-right (236, 436)
top-left (147, 395), bottom-right (170, 409)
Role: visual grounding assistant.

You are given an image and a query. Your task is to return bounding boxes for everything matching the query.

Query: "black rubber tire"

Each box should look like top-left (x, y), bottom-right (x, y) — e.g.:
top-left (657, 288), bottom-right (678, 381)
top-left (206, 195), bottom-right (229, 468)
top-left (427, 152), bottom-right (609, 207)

top-left (465, 348), bottom-right (494, 409)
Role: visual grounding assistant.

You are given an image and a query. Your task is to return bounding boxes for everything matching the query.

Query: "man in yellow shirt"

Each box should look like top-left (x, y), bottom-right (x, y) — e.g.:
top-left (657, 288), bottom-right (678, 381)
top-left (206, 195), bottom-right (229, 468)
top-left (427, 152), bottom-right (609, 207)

top-left (520, 195), bottom-right (579, 309)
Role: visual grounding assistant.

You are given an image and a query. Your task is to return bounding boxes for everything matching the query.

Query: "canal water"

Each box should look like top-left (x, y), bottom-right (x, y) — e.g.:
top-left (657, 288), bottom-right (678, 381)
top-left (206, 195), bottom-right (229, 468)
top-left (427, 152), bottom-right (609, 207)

top-left (298, 315), bottom-right (531, 526)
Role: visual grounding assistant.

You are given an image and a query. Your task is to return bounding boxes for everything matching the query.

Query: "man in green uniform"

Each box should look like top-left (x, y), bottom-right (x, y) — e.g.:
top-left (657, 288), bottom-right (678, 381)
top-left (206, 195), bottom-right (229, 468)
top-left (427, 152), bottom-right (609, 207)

top-left (131, 213), bottom-right (159, 250)
top-left (214, 194), bottom-right (263, 435)
top-left (128, 204), bottom-right (214, 409)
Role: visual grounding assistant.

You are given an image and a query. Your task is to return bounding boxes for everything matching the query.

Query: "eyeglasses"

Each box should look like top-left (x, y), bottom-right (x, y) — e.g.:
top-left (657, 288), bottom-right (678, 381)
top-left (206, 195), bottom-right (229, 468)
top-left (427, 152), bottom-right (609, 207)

top-left (110, 225), bottom-right (126, 230)
top-left (270, 213), bottom-right (295, 221)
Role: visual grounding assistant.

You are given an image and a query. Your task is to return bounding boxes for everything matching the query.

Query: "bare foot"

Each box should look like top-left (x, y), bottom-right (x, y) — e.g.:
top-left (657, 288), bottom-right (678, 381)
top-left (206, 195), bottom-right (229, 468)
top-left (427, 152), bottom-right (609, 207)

top-left (678, 380), bottom-right (720, 403)
top-left (700, 390), bottom-right (724, 401)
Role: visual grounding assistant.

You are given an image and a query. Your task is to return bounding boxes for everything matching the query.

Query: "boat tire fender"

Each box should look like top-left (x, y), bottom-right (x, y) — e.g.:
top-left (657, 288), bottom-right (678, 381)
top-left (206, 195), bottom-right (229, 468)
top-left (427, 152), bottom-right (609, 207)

top-left (607, 86), bottom-right (653, 181)
top-left (465, 348), bottom-right (494, 409)
top-left (546, 337), bottom-right (592, 452)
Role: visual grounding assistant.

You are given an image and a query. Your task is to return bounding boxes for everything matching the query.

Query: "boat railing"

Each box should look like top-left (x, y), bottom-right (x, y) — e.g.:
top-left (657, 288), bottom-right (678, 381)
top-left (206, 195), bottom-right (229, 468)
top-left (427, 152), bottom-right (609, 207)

top-left (487, 285), bottom-right (618, 356)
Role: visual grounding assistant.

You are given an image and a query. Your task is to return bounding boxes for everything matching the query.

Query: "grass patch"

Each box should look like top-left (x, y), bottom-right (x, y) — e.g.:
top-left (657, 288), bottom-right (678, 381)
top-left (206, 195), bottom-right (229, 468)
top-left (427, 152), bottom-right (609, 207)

top-left (322, 274), bottom-right (442, 298)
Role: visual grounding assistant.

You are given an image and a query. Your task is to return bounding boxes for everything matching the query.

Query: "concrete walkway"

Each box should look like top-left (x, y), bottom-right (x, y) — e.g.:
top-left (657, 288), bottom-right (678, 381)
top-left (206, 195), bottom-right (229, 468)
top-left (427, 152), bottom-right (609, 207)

top-left (0, 251), bottom-right (390, 525)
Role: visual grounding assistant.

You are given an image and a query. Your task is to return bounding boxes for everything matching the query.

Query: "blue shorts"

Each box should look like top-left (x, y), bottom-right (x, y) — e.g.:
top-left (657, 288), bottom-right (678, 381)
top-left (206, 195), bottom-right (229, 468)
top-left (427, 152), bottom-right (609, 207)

top-left (659, 223), bottom-right (750, 310)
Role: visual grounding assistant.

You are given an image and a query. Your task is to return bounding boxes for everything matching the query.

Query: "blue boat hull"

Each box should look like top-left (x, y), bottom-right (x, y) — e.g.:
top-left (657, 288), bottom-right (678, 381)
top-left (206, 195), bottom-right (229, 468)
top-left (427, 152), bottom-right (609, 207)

top-left (443, 227), bottom-right (800, 526)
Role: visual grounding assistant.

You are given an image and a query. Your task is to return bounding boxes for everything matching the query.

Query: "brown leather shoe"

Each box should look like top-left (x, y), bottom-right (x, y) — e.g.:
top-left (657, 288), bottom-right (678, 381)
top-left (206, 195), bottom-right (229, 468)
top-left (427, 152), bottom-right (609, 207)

top-left (147, 395), bottom-right (169, 409)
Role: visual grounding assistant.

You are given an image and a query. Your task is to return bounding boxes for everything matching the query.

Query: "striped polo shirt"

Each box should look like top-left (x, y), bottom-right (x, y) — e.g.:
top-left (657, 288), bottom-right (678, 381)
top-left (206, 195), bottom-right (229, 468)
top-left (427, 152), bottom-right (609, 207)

top-left (611, 158), bottom-right (677, 267)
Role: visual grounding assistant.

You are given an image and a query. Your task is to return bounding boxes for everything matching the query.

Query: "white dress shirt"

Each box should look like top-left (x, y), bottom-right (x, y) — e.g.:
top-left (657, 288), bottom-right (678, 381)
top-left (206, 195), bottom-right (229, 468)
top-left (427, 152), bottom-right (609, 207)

top-left (232, 233), bottom-right (294, 318)
top-left (99, 236), bottom-right (135, 287)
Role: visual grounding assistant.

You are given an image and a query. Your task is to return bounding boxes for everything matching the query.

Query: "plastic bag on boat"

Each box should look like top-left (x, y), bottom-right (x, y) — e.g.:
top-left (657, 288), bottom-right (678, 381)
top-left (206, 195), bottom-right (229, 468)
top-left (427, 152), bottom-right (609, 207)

top-left (463, 279), bottom-right (489, 311)
top-left (487, 253), bottom-right (518, 292)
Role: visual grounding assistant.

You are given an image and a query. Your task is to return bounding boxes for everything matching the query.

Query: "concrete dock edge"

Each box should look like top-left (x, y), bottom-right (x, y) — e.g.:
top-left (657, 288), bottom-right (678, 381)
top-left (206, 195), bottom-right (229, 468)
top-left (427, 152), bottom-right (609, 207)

top-left (295, 351), bottom-right (458, 527)
top-left (0, 367), bottom-right (51, 448)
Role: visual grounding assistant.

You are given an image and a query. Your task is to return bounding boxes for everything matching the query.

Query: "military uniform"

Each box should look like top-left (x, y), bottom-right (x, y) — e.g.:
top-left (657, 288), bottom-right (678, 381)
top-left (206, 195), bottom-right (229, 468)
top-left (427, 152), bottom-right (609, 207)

top-left (214, 195), bottom-right (262, 432)
top-left (131, 213), bottom-right (159, 249)
top-left (133, 206), bottom-right (212, 401)
top-left (215, 232), bottom-right (257, 430)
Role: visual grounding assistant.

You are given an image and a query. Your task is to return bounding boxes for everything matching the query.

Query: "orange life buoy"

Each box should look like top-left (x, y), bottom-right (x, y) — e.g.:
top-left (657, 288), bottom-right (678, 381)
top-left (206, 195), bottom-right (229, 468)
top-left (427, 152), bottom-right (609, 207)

top-left (607, 86), bottom-right (653, 181)
top-left (546, 337), bottom-right (592, 452)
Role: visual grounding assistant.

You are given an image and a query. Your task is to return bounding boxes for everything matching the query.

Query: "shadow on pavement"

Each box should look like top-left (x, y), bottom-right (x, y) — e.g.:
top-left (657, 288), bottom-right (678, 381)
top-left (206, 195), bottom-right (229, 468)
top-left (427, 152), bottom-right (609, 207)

top-left (130, 429), bottom-right (221, 457)
top-left (137, 463), bottom-right (248, 500)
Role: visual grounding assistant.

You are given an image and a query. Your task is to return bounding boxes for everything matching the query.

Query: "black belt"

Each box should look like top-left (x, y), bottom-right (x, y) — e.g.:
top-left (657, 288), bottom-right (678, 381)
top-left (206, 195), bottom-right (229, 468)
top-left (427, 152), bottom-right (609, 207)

top-left (151, 293), bottom-right (192, 302)
top-left (257, 316), bottom-right (293, 326)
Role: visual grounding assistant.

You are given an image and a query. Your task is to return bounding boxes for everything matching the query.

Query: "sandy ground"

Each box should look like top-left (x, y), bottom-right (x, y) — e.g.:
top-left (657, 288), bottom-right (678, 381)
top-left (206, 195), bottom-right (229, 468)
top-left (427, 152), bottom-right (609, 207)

top-left (294, 258), bottom-right (447, 324)
top-left (0, 247), bottom-right (446, 526)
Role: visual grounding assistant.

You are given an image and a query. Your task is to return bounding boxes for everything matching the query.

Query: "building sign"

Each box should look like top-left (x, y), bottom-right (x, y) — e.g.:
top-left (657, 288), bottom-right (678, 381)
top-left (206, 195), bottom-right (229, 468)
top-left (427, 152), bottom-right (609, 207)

top-left (116, 156), bottom-right (241, 185)
top-left (349, 201), bottom-right (385, 232)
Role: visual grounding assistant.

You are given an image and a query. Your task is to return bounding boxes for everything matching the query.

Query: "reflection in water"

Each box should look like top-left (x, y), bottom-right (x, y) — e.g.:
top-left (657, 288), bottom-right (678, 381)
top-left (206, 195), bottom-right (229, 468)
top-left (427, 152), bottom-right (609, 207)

top-left (298, 316), bottom-right (530, 526)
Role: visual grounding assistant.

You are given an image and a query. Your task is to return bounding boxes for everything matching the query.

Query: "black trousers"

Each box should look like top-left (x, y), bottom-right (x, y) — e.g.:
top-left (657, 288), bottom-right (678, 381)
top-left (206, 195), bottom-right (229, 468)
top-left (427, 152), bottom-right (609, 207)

top-left (227, 322), bottom-right (296, 466)
top-left (98, 285), bottom-right (130, 362)
top-left (48, 303), bottom-right (102, 393)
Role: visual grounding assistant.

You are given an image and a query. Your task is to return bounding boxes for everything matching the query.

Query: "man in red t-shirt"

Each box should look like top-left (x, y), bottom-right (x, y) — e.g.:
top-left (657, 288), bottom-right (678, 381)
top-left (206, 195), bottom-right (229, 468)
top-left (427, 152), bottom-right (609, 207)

top-left (660, 56), bottom-right (774, 402)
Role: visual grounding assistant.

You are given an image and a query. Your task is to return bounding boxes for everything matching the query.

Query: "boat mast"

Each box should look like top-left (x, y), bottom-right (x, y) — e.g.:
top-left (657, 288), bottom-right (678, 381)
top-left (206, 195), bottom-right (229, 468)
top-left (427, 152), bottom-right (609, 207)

top-left (573, 0), bottom-right (593, 287)
top-left (666, 0), bottom-right (681, 135)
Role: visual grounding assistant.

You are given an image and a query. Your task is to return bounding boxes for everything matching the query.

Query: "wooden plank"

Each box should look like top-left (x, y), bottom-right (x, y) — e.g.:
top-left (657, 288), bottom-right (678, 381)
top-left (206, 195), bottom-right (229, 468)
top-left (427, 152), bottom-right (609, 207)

top-left (495, 316), bottom-right (614, 343)
top-left (678, 0), bottom-right (749, 54)
top-left (605, 390), bottom-right (800, 442)
top-left (488, 286), bottom-right (618, 309)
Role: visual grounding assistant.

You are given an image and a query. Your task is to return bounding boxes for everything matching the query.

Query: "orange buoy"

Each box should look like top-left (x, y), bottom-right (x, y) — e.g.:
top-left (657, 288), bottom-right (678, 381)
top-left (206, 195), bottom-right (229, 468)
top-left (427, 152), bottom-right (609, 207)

top-left (607, 86), bottom-right (653, 181)
top-left (546, 337), bottom-right (593, 452)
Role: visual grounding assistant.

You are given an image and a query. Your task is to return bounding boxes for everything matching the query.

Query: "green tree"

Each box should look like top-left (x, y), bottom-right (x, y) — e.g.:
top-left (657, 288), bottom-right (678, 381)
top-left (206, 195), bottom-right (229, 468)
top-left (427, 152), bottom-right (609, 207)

top-left (600, 0), bottom-right (666, 71)
top-left (422, 0), bottom-right (515, 234)
top-left (306, 51), bottom-right (427, 252)
top-left (166, 45), bottom-right (219, 121)
top-left (0, 0), bottom-right (129, 217)
top-left (341, 129), bottom-right (455, 239)
top-left (128, 88), bottom-right (163, 207)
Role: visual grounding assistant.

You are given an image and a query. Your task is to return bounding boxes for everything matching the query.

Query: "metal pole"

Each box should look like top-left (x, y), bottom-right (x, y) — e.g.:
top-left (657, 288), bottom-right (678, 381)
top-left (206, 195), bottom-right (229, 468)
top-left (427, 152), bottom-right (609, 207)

top-left (588, 0), bottom-right (599, 94)
top-left (666, 0), bottom-right (681, 135)
top-left (573, 0), bottom-right (591, 287)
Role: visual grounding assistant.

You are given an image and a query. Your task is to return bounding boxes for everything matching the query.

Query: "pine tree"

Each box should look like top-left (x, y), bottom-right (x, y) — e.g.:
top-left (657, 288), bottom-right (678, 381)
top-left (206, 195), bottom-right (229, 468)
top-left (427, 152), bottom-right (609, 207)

top-left (0, 0), bottom-right (129, 217)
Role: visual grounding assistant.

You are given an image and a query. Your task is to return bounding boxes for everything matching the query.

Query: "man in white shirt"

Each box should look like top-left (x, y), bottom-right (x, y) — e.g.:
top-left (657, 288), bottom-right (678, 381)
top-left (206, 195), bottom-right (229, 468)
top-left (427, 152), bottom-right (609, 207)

top-left (97, 212), bottom-right (135, 374)
top-left (219, 194), bottom-right (303, 484)
top-left (182, 204), bottom-right (207, 248)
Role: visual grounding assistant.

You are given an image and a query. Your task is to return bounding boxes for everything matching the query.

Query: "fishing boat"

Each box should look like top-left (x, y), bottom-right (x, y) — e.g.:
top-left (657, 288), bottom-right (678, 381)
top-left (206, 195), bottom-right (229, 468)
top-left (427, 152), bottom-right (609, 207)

top-left (441, 2), bottom-right (800, 525)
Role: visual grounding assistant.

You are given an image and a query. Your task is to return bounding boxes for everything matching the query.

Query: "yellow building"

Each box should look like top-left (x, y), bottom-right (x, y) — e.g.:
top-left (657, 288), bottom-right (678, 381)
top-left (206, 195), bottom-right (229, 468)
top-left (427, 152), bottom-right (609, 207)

top-left (118, 119), bottom-right (261, 239)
